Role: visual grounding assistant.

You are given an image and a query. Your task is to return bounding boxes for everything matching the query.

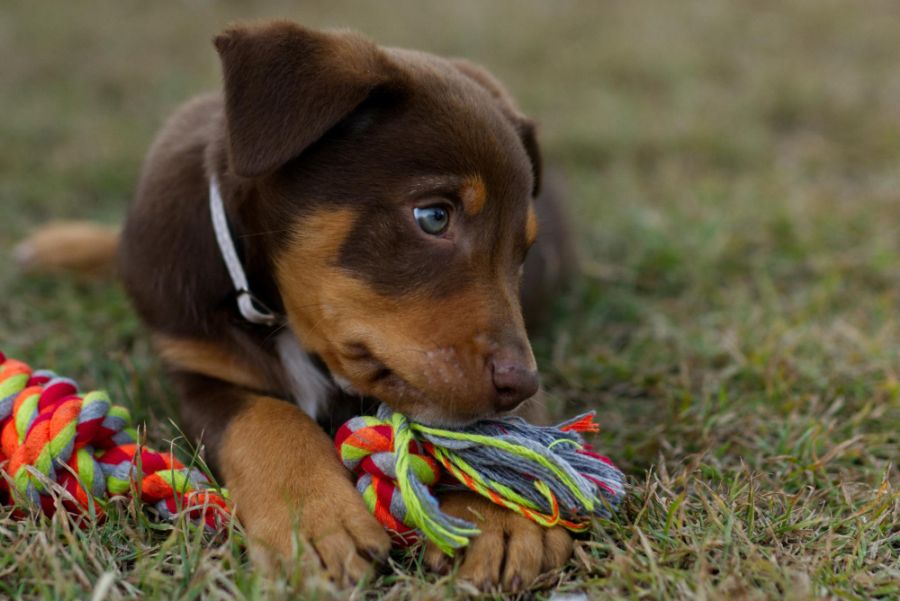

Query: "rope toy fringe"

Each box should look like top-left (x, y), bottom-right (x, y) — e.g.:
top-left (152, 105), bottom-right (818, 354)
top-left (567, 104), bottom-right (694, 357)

top-left (335, 404), bottom-right (625, 555)
top-left (0, 351), bottom-right (228, 529)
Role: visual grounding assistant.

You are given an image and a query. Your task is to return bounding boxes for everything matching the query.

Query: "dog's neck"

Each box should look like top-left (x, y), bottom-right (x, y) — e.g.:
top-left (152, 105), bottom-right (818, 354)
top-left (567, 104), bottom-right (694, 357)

top-left (208, 175), bottom-right (281, 326)
top-left (208, 175), bottom-right (343, 420)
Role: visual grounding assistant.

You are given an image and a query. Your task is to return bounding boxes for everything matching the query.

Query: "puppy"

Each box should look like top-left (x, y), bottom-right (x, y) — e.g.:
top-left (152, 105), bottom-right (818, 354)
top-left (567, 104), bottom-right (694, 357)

top-left (17, 21), bottom-right (576, 590)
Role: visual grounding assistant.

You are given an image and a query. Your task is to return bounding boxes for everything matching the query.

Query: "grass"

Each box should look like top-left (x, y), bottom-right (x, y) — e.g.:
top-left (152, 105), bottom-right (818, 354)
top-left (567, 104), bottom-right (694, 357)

top-left (1, 0), bottom-right (898, 598)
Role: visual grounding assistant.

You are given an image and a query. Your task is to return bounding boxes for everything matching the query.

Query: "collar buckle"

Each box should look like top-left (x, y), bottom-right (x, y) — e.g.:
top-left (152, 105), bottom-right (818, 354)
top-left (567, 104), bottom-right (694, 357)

top-left (235, 289), bottom-right (279, 327)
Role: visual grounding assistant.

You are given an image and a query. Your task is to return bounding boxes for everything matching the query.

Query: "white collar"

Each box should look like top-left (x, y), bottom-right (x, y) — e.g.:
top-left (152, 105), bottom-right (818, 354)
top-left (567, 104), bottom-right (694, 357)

top-left (208, 176), bottom-right (280, 326)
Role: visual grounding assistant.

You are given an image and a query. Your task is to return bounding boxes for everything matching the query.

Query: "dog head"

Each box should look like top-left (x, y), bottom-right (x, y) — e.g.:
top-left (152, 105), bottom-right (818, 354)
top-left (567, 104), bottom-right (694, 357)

top-left (215, 22), bottom-right (543, 425)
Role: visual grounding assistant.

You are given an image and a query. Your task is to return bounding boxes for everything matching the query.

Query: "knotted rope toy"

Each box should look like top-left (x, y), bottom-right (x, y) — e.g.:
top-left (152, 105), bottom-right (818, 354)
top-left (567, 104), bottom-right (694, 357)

top-left (0, 351), bottom-right (228, 528)
top-left (2, 348), bottom-right (624, 555)
top-left (336, 404), bottom-right (625, 555)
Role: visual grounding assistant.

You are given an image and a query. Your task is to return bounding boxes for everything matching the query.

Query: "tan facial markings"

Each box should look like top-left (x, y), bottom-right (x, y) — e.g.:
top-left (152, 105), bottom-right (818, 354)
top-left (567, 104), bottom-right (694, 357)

top-left (461, 175), bottom-right (487, 216)
top-left (274, 207), bottom-right (530, 424)
top-left (525, 203), bottom-right (539, 247)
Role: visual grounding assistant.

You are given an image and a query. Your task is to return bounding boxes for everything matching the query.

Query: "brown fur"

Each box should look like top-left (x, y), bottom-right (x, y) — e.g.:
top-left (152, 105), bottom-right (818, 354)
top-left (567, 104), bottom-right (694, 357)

top-left (155, 335), bottom-right (268, 391)
top-left (525, 204), bottom-right (539, 247)
top-left (214, 23), bottom-right (398, 178)
top-left (20, 21), bottom-right (576, 590)
top-left (15, 222), bottom-right (119, 275)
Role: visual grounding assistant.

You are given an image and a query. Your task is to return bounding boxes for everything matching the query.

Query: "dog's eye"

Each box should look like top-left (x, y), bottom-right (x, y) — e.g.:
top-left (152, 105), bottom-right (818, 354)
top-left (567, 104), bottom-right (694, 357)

top-left (413, 205), bottom-right (450, 235)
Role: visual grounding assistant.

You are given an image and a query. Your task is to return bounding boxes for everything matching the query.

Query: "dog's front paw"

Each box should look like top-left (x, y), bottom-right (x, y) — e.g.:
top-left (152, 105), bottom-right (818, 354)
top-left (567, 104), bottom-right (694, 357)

top-left (242, 471), bottom-right (391, 587)
top-left (423, 491), bottom-right (574, 592)
top-left (220, 397), bottom-right (392, 587)
top-left (300, 476), bottom-right (393, 586)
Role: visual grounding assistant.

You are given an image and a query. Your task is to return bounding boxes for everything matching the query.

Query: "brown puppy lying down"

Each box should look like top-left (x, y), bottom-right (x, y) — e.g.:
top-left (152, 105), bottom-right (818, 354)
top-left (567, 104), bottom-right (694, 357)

top-left (17, 21), bottom-right (577, 591)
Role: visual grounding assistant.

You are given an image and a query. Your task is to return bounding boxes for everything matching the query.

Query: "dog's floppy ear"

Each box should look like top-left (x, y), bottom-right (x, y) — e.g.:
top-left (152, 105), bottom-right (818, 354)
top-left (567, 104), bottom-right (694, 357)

top-left (450, 59), bottom-right (543, 196)
top-left (214, 22), bottom-right (393, 177)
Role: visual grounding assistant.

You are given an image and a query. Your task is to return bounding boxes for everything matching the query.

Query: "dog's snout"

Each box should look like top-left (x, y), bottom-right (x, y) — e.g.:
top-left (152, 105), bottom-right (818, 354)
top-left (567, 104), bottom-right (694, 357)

top-left (491, 356), bottom-right (539, 411)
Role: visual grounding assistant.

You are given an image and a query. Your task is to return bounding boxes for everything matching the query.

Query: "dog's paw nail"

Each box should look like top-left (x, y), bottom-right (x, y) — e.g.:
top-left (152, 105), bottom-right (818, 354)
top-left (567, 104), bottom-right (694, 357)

top-left (510, 575), bottom-right (523, 591)
top-left (365, 546), bottom-right (388, 563)
top-left (432, 555), bottom-right (451, 574)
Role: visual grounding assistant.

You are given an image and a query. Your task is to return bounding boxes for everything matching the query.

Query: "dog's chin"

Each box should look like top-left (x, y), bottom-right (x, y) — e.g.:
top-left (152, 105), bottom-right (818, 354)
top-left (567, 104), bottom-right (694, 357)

top-left (333, 371), bottom-right (494, 427)
top-left (329, 347), bottom-right (501, 426)
top-left (395, 406), bottom-right (484, 428)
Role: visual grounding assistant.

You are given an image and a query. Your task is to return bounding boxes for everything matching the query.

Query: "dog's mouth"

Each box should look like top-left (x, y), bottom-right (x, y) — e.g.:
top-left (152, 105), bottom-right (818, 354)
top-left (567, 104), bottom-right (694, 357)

top-left (336, 341), bottom-right (485, 426)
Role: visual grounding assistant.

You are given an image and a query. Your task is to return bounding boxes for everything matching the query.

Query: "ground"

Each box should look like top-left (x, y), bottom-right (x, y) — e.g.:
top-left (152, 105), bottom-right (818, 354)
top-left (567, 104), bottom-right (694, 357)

top-left (1, 1), bottom-right (898, 599)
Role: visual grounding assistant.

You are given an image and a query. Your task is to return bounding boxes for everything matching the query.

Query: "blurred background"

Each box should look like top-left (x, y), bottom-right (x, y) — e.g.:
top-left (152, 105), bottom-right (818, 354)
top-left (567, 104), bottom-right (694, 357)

top-left (3, 0), bottom-right (900, 458)
top-left (2, 2), bottom-right (899, 597)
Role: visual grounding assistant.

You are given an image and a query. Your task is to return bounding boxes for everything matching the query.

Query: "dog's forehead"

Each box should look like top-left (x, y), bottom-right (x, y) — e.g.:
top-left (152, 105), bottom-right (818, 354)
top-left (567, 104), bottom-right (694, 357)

top-left (382, 48), bottom-right (534, 197)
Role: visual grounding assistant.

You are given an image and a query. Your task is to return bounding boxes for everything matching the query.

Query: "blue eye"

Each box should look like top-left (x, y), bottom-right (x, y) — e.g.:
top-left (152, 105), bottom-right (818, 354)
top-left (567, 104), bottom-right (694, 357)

top-left (413, 205), bottom-right (451, 235)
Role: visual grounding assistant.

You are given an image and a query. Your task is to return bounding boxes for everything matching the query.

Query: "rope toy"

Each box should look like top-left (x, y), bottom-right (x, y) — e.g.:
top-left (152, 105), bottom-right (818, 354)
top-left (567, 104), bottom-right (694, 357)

top-left (335, 404), bottom-right (625, 555)
top-left (2, 348), bottom-right (624, 555)
top-left (0, 351), bottom-right (228, 529)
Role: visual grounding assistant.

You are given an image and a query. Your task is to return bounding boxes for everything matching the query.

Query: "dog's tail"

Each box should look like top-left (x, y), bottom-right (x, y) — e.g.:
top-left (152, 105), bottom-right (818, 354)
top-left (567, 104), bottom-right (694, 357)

top-left (14, 221), bottom-right (120, 276)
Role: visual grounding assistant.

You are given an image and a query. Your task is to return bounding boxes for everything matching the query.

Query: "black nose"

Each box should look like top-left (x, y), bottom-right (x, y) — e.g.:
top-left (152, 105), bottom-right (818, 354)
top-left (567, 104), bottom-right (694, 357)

top-left (491, 358), bottom-right (540, 411)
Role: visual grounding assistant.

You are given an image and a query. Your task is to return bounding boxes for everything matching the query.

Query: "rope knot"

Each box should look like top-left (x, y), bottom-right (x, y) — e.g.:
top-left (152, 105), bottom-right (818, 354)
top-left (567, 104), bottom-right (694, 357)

top-left (334, 414), bottom-right (442, 544)
top-left (335, 404), bottom-right (625, 555)
top-left (0, 351), bottom-right (229, 529)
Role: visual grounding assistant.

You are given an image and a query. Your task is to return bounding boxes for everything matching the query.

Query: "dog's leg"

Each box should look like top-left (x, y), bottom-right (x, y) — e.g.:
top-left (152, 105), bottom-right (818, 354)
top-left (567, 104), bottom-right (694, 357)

top-left (172, 373), bottom-right (390, 586)
top-left (423, 491), bottom-right (573, 592)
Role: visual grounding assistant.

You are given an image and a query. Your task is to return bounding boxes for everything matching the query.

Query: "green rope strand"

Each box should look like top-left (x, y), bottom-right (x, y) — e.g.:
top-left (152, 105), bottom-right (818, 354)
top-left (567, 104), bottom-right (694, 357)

top-left (392, 412), bottom-right (480, 555)
top-left (411, 423), bottom-right (598, 513)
